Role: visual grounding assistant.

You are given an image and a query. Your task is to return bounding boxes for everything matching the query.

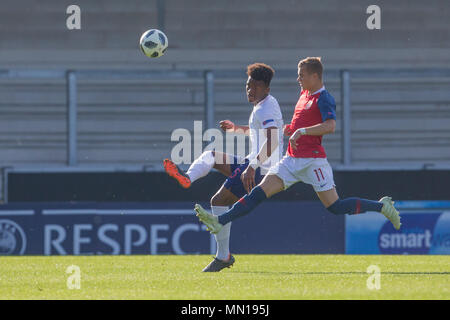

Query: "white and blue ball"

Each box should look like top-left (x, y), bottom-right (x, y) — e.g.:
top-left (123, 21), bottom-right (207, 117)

top-left (139, 29), bottom-right (168, 58)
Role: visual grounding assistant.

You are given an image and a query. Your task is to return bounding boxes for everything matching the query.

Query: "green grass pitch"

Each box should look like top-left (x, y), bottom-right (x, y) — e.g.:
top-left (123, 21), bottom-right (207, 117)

top-left (0, 255), bottom-right (448, 299)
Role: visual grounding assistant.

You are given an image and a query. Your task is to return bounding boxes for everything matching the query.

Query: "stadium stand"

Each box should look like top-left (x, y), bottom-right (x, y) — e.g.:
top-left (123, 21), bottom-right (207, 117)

top-left (0, 0), bottom-right (449, 200)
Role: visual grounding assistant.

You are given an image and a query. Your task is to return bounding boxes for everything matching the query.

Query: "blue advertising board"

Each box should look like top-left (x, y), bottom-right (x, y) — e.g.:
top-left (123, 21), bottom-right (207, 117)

top-left (346, 201), bottom-right (450, 254)
top-left (0, 201), bottom-right (344, 255)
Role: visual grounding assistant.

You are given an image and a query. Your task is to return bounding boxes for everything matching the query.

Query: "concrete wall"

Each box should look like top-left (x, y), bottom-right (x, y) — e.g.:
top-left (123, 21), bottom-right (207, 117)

top-left (1, 0), bottom-right (450, 69)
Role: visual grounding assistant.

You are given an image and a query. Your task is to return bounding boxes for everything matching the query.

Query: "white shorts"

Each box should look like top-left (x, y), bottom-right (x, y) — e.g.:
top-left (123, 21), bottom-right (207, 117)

top-left (267, 156), bottom-right (336, 192)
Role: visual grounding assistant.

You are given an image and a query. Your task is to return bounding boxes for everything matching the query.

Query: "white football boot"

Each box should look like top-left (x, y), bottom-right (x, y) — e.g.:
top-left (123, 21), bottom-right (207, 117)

top-left (379, 196), bottom-right (402, 230)
top-left (194, 204), bottom-right (223, 234)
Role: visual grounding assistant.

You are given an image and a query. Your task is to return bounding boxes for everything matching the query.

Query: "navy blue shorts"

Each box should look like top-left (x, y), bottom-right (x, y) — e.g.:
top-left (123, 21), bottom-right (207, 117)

top-left (224, 156), bottom-right (264, 198)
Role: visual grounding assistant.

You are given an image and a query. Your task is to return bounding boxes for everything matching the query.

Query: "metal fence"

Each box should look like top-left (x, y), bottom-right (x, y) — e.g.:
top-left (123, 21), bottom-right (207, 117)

top-left (1, 67), bottom-right (450, 168)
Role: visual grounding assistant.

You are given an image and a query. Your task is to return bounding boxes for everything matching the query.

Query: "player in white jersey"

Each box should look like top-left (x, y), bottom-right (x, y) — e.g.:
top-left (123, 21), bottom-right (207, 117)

top-left (163, 63), bottom-right (284, 272)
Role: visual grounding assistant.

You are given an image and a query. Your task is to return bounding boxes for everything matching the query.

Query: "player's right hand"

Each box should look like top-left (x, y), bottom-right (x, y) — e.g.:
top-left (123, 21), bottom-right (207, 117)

top-left (289, 130), bottom-right (301, 151)
top-left (219, 120), bottom-right (235, 132)
top-left (241, 166), bottom-right (256, 194)
top-left (283, 124), bottom-right (292, 136)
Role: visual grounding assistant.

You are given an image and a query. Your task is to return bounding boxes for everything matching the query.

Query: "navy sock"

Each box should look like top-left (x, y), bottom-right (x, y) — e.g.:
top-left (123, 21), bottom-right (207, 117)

top-left (218, 186), bottom-right (267, 225)
top-left (327, 197), bottom-right (383, 215)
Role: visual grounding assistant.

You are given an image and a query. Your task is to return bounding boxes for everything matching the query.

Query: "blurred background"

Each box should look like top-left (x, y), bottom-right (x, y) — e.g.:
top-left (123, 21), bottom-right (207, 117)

top-left (0, 0), bottom-right (449, 255)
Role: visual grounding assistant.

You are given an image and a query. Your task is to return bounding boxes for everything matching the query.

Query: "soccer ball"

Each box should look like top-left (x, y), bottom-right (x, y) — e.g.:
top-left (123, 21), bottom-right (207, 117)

top-left (139, 29), bottom-right (168, 58)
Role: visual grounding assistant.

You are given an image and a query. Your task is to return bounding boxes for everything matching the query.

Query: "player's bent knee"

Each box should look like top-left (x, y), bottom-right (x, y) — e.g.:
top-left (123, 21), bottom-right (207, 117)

top-left (210, 195), bottom-right (225, 207)
top-left (210, 190), bottom-right (235, 207)
top-left (259, 175), bottom-right (284, 198)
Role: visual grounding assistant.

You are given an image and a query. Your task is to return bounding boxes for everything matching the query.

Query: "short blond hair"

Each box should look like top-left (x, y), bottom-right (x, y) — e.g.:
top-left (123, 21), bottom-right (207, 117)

top-left (298, 57), bottom-right (323, 80)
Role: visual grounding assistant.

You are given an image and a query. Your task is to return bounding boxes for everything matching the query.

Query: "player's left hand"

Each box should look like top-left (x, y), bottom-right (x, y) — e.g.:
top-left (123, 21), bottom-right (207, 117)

top-left (241, 166), bottom-right (256, 194)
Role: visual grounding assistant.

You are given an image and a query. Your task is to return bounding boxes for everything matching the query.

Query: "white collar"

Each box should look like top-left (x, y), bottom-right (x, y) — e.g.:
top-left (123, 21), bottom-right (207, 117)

top-left (310, 86), bottom-right (325, 96)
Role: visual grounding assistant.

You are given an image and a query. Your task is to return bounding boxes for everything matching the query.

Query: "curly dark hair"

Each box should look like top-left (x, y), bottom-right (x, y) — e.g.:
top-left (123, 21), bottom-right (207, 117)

top-left (246, 63), bottom-right (275, 87)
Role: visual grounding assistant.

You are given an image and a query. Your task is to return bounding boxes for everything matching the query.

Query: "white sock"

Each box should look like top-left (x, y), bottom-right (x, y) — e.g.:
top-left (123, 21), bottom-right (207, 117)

top-left (211, 206), bottom-right (231, 261)
top-left (186, 151), bottom-right (215, 183)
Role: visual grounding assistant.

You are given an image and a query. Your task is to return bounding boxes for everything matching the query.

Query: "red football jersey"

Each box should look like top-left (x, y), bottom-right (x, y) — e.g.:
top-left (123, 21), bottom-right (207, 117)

top-left (286, 88), bottom-right (336, 158)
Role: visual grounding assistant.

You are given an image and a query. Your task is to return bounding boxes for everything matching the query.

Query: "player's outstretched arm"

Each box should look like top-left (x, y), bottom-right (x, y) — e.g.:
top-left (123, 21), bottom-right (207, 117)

top-left (219, 120), bottom-right (250, 135)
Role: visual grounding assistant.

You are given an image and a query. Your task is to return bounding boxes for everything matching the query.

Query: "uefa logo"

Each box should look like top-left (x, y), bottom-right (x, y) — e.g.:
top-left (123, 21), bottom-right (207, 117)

top-left (0, 219), bottom-right (27, 255)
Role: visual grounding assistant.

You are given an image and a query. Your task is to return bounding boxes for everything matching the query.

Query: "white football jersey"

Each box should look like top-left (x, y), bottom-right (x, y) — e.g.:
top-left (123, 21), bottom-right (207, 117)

top-left (247, 94), bottom-right (284, 173)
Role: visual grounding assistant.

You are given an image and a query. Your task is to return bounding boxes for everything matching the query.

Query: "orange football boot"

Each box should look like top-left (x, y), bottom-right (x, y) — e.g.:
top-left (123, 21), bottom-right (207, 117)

top-left (163, 158), bottom-right (191, 188)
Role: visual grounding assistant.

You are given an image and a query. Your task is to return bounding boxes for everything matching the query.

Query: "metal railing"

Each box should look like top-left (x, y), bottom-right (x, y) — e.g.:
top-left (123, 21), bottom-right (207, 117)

top-left (0, 69), bottom-right (217, 166)
top-left (2, 67), bottom-right (450, 169)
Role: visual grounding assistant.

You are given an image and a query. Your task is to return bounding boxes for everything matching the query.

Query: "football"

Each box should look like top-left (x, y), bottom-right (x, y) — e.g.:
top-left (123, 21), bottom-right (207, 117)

top-left (139, 29), bottom-right (168, 58)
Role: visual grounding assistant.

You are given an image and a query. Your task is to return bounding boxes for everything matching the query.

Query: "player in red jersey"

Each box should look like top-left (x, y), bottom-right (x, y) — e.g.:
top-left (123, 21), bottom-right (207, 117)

top-left (195, 57), bottom-right (401, 235)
